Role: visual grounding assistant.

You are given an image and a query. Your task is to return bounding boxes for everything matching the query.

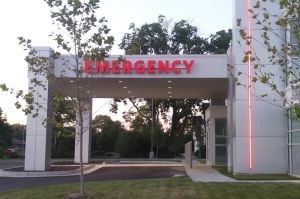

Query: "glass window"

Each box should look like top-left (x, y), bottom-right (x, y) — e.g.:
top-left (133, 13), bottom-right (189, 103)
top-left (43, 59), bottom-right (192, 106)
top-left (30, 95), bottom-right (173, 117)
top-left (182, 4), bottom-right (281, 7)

top-left (290, 21), bottom-right (300, 56)
top-left (292, 145), bottom-right (300, 175)
top-left (292, 116), bottom-right (300, 130)
top-left (216, 137), bottom-right (227, 145)
top-left (215, 146), bottom-right (227, 165)
top-left (215, 118), bottom-right (227, 136)
top-left (291, 21), bottom-right (299, 45)
top-left (291, 58), bottom-right (300, 71)
top-left (290, 58), bottom-right (300, 81)
top-left (291, 117), bottom-right (300, 144)
top-left (215, 118), bottom-right (227, 165)
top-left (292, 131), bottom-right (300, 144)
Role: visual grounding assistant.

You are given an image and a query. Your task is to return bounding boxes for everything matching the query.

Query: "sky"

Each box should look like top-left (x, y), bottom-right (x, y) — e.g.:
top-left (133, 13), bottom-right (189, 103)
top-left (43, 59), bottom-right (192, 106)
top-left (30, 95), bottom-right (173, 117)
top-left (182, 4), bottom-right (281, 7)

top-left (0, 0), bottom-right (233, 125)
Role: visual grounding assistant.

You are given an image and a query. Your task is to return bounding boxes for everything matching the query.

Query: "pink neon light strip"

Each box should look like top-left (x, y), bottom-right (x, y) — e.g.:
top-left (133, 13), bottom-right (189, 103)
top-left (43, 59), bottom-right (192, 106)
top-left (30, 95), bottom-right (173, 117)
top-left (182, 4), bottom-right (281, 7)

top-left (246, 0), bottom-right (253, 170)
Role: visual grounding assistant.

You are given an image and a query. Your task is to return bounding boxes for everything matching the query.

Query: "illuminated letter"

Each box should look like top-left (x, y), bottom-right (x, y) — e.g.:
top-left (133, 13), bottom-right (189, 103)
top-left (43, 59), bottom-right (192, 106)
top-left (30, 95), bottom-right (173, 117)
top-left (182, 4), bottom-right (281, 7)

top-left (158, 60), bottom-right (169, 73)
top-left (95, 60), bottom-right (110, 73)
top-left (84, 60), bottom-right (92, 73)
top-left (183, 60), bottom-right (194, 73)
top-left (112, 60), bottom-right (121, 74)
top-left (147, 60), bottom-right (156, 74)
top-left (134, 60), bottom-right (145, 74)
top-left (122, 60), bottom-right (132, 73)
top-left (171, 60), bottom-right (181, 74)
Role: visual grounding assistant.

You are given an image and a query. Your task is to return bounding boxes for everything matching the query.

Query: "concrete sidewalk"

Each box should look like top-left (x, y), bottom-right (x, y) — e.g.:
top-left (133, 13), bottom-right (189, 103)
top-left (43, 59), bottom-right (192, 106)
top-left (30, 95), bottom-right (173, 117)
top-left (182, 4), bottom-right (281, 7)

top-left (184, 160), bottom-right (236, 182)
top-left (183, 160), bottom-right (300, 183)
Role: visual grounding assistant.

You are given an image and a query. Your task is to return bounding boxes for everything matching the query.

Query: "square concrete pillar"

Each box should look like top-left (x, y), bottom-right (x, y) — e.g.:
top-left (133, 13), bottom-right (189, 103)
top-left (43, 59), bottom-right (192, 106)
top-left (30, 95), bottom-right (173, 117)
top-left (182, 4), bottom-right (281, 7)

top-left (231, 0), bottom-right (288, 173)
top-left (25, 47), bottom-right (54, 171)
top-left (74, 99), bottom-right (92, 163)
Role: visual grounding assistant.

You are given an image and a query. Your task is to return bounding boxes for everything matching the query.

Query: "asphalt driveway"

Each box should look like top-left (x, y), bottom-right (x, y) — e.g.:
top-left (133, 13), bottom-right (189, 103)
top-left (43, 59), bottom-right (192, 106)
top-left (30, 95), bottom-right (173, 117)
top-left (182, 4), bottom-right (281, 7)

top-left (0, 159), bottom-right (24, 169)
top-left (0, 166), bottom-right (186, 193)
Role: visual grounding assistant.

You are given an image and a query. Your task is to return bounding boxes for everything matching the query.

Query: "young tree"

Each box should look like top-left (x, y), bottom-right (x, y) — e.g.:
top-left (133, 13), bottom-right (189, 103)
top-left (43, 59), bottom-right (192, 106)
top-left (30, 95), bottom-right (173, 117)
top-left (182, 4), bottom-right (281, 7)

top-left (1, 0), bottom-right (114, 196)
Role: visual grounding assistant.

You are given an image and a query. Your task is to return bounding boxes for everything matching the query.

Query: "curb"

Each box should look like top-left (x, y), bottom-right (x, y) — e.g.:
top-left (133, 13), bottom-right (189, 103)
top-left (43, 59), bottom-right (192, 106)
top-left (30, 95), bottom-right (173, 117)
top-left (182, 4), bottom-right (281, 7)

top-left (0, 164), bottom-right (98, 178)
top-left (104, 163), bottom-right (183, 167)
top-left (119, 161), bottom-right (182, 164)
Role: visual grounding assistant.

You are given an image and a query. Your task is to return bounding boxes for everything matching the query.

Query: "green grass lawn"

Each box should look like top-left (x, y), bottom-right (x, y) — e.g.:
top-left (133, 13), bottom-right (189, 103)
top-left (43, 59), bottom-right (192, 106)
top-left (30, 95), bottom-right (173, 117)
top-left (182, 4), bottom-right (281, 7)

top-left (213, 166), bottom-right (299, 180)
top-left (1, 177), bottom-right (300, 199)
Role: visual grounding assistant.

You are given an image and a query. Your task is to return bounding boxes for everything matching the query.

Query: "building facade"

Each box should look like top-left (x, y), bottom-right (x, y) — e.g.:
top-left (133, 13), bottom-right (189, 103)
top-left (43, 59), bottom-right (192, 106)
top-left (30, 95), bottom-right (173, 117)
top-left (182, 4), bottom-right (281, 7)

top-left (24, 0), bottom-right (298, 175)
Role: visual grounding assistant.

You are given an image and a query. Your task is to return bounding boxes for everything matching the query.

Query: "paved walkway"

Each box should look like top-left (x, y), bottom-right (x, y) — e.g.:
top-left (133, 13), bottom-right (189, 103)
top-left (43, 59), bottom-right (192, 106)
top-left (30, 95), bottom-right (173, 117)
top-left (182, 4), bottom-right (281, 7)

top-left (184, 160), bottom-right (236, 182)
top-left (183, 160), bottom-right (300, 183)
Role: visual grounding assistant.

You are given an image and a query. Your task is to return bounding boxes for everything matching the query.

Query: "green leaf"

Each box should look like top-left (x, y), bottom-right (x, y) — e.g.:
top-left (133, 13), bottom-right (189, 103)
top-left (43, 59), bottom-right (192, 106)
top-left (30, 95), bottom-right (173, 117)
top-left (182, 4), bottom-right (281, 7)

top-left (0, 84), bottom-right (9, 91)
top-left (260, 94), bottom-right (268, 97)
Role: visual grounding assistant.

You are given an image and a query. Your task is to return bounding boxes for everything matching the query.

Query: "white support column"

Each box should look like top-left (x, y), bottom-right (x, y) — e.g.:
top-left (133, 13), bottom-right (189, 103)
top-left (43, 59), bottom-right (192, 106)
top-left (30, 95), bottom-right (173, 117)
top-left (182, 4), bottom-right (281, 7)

top-left (25, 47), bottom-right (54, 171)
top-left (74, 99), bottom-right (92, 163)
top-left (232, 0), bottom-right (288, 174)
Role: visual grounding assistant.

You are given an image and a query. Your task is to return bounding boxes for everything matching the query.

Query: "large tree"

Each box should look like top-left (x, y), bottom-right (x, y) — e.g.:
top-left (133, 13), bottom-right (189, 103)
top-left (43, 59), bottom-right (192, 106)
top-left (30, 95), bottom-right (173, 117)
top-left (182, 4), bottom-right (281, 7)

top-left (51, 91), bottom-right (76, 158)
top-left (169, 19), bottom-right (208, 54)
top-left (119, 16), bottom-right (169, 55)
top-left (207, 29), bottom-right (232, 54)
top-left (115, 16), bottom-right (232, 156)
top-left (0, 108), bottom-right (13, 156)
top-left (92, 115), bottom-right (125, 155)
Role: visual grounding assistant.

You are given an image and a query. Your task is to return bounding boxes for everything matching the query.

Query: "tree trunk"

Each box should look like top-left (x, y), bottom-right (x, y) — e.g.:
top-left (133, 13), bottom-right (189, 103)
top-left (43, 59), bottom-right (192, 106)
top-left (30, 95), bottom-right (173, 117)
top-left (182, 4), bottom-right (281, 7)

top-left (79, 112), bottom-right (84, 194)
top-left (180, 115), bottom-right (188, 135)
top-left (170, 105), bottom-right (178, 137)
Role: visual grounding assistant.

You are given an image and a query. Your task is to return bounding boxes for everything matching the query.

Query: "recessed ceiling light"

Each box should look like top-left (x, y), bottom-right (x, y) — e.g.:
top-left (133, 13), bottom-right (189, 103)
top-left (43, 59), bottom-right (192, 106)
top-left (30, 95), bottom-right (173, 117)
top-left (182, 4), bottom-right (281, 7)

top-left (123, 86), bottom-right (127, 89)
top-left (168, 86), bottom-right (172, 89)
top-left (131, 96), bottom-right (135, 98)
top-left (169, 96), bottom-right (173, 98)
top-left (168, 80), bottom-right (172, 83)
top-left (70, 80), bottom-right (75, 83)
top-left (128, 91), bottom-right (132, 94)
top-left (168, 91), bottom-right (172, 94)
top-left (118, 80), bottom-right (123, 83)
